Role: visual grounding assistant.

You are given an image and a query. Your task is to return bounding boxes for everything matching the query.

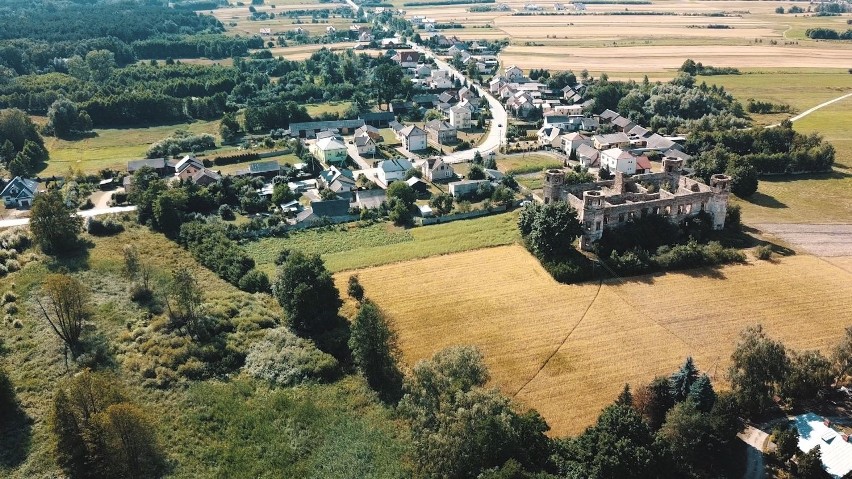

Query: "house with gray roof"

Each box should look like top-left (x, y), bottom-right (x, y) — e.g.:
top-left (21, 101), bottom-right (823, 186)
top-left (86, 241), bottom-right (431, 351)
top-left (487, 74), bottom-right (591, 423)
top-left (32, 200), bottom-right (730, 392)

top-left (1, 177), bottom-right (39, 208)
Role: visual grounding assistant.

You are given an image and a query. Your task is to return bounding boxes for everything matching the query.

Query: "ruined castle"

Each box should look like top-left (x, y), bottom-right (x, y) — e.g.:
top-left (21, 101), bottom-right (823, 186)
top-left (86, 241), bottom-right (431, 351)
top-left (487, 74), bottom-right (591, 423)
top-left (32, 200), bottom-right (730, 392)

top-left (542, 158), bottom-right (731, 250)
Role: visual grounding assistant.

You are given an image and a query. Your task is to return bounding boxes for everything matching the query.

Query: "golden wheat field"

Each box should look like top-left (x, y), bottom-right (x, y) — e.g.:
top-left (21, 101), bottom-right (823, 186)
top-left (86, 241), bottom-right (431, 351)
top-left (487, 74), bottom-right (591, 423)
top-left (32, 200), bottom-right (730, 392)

top-left (336, 244), bottom-right (852, 435)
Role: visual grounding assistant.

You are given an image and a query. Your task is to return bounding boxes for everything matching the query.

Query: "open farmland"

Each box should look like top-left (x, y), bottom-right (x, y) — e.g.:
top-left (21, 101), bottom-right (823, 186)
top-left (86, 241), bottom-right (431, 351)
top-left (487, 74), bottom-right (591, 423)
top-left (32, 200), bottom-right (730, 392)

top-left (210, 4), bottom-right (354, 38)
top-left (337, 244), bottom-right (852, 436)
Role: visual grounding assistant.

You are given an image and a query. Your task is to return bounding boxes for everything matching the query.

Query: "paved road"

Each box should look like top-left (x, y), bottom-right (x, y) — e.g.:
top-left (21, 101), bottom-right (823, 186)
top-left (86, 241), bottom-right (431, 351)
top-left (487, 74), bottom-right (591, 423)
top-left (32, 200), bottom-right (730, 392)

top-left (0, 205), bottom-right (137, 228)
top-left (408, 43), bottom-right (508, 164)
top-left (737, 425), bottom-right (768, 479)
top-left (769, 91), bottom-right (852, 127)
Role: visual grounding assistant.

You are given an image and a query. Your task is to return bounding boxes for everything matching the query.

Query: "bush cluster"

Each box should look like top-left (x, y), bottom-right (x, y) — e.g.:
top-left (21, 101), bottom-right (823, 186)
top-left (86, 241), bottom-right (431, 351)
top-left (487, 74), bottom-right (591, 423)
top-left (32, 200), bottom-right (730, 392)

top-left (179, 221), bottom-right (260, 289)
top-left (243, 327), bottom-right (339, 386)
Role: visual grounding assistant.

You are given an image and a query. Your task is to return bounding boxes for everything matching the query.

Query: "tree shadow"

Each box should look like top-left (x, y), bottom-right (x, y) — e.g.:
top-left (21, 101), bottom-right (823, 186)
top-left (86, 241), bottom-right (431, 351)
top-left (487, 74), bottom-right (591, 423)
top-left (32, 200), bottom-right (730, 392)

top-left (45, 239), bottom-right (93, 273)
top-left (677, 266), bottom-right (727, 280)
top-left (743, 191), bottom-right (787, 209)
top-left (0, 399), bottom-right (33, 469)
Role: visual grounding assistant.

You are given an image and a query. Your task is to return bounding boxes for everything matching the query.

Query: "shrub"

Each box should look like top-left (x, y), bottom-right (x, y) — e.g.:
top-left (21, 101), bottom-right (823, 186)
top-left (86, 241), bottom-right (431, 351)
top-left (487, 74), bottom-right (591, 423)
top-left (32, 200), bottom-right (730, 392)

top-left (4, 303), bottom-right (18, 315)
top-left (218, 204), bottom-right (236, 220)
top-left (129, 284), bottom-right (154, 303)
top-left (86, 217), bottom-right (125, 236)
top-left (755, 244), bottom-right (773, 260)
top-left (725, 204), bottom-right (741, 232)
top-left (2, 291), bottom-right (17, 304)
top-left (238, 269), bottom-right (271, 293)
top-left (4, 259), bottom-right (20, 273)
top-left (243, 328), bottom-right (339, 386)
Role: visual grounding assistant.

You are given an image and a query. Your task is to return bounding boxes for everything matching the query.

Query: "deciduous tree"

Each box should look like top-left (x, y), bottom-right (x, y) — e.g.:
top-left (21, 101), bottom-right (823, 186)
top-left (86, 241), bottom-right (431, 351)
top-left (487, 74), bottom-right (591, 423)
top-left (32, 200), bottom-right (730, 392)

top-left (37, 274), bottom-right (89, 356)
top-left (30, 189), bottom-right (83, 255)
top-left (348, 301), bottom-right (403, 403)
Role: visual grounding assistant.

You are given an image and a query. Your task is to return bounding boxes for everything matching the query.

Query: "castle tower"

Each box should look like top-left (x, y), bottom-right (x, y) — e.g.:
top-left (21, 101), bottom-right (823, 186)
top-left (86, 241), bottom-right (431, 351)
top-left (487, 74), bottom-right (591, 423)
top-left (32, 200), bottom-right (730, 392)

top-left (543, 169), bottom-right (565, 204)
top-left (579, 190), bottom-right (605, 251)
top-left (707, 173), bottom-right (731, 230)
top-left (662, 157), bottom-right (684, 175)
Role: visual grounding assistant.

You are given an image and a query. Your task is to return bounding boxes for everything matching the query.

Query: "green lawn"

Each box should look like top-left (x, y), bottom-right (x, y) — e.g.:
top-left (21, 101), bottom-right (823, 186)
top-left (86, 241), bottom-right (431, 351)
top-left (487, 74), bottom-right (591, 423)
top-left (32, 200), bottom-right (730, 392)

top-left (734, 97), bottom-right (852, 225)
top-left (43, 120), bottom-right (227, 176)
top-left (305, 101), bottom-right (353, 118)
top-left (697, 69), bottom-right (852, 112)
top-left (246, 211), bottom-right (521, 274)
top-left (497, 153), bottom-right (563, 175)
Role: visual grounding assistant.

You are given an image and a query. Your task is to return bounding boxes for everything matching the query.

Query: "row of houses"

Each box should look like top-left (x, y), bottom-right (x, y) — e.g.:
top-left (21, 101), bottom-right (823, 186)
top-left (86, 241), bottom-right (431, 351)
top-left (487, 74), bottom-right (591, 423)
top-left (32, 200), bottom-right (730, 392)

top-left (540, 108), bottom-right (691, 175)
top-left (490, 65), bottom-right (591, 118)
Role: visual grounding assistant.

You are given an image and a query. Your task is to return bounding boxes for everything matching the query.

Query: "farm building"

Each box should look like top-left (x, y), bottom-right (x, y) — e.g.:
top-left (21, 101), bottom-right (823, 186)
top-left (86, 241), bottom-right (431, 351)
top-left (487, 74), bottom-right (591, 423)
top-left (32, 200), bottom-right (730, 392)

top-left (542, 158), bottom-right (731, 250)
top-left (794, 413), bottom-right (852, 478)
top-left (449, 179), bottom-right (489, 198)
top-left (289, 119), bottom-right (365, 138)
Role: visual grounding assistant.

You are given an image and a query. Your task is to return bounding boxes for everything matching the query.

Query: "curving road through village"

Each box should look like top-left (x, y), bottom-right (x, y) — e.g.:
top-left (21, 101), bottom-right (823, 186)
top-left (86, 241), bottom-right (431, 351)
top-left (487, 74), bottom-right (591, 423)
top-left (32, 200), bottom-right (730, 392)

top-left (408, 42), bottom-right (508, 163)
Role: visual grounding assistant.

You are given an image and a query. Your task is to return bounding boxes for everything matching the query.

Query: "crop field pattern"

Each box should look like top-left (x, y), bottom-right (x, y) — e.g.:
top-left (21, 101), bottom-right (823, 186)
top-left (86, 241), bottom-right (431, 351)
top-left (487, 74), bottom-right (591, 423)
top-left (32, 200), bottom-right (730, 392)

top-left (405, 0), bottom-right (852, 75)
top-left (337, 245), bottom-right (852, 435)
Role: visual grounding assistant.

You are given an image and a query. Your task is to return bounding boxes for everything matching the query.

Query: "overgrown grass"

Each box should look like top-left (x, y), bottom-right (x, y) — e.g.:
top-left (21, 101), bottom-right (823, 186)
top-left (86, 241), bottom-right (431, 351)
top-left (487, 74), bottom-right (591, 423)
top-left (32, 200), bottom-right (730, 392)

top-left (42, 120), bottom-right (229, 176)
top-left (0, 224), bottom-right (410, 477)
top-left (497, 154), bottom-right (563, 175)
top-left (305, 101), bottom-right (353, 118)
top-left (246, 212), bottom-right (521, 274)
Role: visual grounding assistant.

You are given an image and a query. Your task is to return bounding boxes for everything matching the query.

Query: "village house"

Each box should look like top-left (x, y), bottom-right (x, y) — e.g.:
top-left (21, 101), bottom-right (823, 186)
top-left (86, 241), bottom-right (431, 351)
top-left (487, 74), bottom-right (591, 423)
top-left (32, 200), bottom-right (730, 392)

top-left (355, 135), bottom-right (376, 156)
top-left (543, 158), bottom-right (731, 250)
top-left (355, 188), bottom-right (387, 210)
top-left (562, 132), bottom-right (593, 156)
top-left (318, 167), bottom-right (357, 200)
top-left (449, 104), bottom-right (472, 129)
top-left (537, 126), bottom-right (563, 149)
top-left (449, 179), bottom-right (489, 198)
top-left (504, 65), bottom-right (525, 81)
top-left (190, 168), bottom-right (221, 186)
top-left (576, 144), bottom-right (600, 168)
top-left (399, 125), bottom-right (427, 152)
top-left (600, 148), bottom-right (636, 175)
top-left (175, 155), bottom-right (204, 181)
top-left (393, 50), bottom-right (422, 68)
top-left (377, 158), bottom-right (413, 185)
top-left (0, 177), bottom-right (39, 208)
top-left (429, 70), bottom-right (454, 90)
top-left (127, 157), bottom-right (178, 176)
top-left (289, 119), bottom-right (365, 138)
top-left (593, 132), bottom-right (631, 150)
top-left (421, 157), bottom-right (455, 181)
top-left (311, 136), bottom-right (349, 166)
top-left (355, 124), bottom-right (383, 142)
top-left (425, 120), bottom-right (457, 145)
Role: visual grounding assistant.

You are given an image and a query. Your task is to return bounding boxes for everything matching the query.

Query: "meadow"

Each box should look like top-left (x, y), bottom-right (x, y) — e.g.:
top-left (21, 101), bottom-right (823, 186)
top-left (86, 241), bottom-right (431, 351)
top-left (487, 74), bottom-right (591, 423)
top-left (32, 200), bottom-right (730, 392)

top-left (0, 224), bottom-right (411, 478)
top-left (337, 244), bottom-right (852, 436)
top-left (42, 120), bottom-right (227, 176)
top-left (497, 153), bottom-right (563, 175)
top-left (245, 210), bottom-right (521, 275)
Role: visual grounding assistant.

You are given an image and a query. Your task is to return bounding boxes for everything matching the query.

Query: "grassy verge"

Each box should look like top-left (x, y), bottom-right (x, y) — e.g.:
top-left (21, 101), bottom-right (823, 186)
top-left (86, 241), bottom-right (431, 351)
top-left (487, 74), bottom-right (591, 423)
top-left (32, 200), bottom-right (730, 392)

top-left (246, 211), bottom-right (521, 275)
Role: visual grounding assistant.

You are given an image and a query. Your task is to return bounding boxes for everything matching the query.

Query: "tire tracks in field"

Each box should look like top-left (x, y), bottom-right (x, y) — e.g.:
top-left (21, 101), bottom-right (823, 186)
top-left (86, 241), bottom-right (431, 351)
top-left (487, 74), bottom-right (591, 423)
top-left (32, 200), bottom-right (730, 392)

top-left (512, 279), bottom-right (603, 398)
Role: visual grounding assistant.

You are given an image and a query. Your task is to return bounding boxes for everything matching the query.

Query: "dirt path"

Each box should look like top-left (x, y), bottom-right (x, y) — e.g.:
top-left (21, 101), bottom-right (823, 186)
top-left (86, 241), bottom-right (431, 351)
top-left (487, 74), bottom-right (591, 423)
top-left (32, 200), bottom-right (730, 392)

top-left (738, 426), bottom-right (768, 479)
top-left (769, 92), bottom-right (852, 127)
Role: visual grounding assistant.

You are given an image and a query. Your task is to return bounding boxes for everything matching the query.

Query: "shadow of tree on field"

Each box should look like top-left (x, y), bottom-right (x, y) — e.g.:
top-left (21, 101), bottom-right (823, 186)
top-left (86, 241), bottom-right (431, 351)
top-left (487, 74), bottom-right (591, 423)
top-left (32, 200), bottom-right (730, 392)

top-left (0, 395), bottom-right (33, 469)
top-left (743, 191), bottom-right (787, 209)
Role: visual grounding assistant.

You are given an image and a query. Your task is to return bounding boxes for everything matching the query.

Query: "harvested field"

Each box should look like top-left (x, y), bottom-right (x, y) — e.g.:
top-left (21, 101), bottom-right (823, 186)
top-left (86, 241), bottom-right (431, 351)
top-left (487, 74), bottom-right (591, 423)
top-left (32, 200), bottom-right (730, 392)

top-left (268, 43), bottom-right (369, 60)
top-left (755, 224), bottom-right (852, 257)
top-left (499, 44), bottom-right (852, 73)
top-left (338, 245), bottom-right (852, 435)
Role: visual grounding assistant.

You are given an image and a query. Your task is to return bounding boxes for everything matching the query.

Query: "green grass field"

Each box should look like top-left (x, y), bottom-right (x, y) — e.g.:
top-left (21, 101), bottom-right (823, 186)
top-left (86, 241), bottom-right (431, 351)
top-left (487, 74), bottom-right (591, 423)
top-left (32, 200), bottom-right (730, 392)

top-left (697, 69), bottom-right (852, 112)
top-left (497, 153), bottom-right (564, 175)
top-left (733, 96), bottom-right (852, 224)
top-left (43, 120), bottom-right (227, 176)
top-left (305, 101), bottom-right (353, 118)
top-left (245, 211), bottom-right (521, 275)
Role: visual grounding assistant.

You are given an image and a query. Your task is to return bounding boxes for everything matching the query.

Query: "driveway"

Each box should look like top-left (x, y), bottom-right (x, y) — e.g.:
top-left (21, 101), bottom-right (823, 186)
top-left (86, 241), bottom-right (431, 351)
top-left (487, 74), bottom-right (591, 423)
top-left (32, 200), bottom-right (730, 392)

top-left (738, 425), bottom-right (768, 479)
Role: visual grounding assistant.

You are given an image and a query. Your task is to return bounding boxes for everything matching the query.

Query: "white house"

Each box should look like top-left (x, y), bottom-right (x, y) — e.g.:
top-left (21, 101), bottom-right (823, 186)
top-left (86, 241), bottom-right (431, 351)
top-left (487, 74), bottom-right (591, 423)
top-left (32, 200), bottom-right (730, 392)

top-left (421, 157), bottom-right (455, 181)
top-left (355, 135), bottom-right (376, 156)
top-left (600, 148), bottom-right (636, 175)
top-left (449, 105), bottom-right (472, 129)
top-left (576, 144), bottom-right (600, 168)
top-left (429, 70), bottom-right (454, 90)
top-left (537, 126), bottom-right (563, 148)
top-left (562, 132), bottom-right (593, 156)
top-left (310, 136), bottom-right (349, 166)
top-left (504, 65), bottom-right (524, 81)
top-left (377, 158), bottom-right (413, 185)
top-left (399, 125), bottom-right (427, 152)
top-left (393, 50), bottom-right (421, 68)
top-left (0, 177), bottom-right (39, 208)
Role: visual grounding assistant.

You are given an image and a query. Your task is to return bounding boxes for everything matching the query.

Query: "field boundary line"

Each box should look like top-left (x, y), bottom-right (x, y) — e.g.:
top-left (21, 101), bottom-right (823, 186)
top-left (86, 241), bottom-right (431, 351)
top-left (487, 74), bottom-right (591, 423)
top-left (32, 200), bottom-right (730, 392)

top-left (512, 279), bottom-right (603, 398)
